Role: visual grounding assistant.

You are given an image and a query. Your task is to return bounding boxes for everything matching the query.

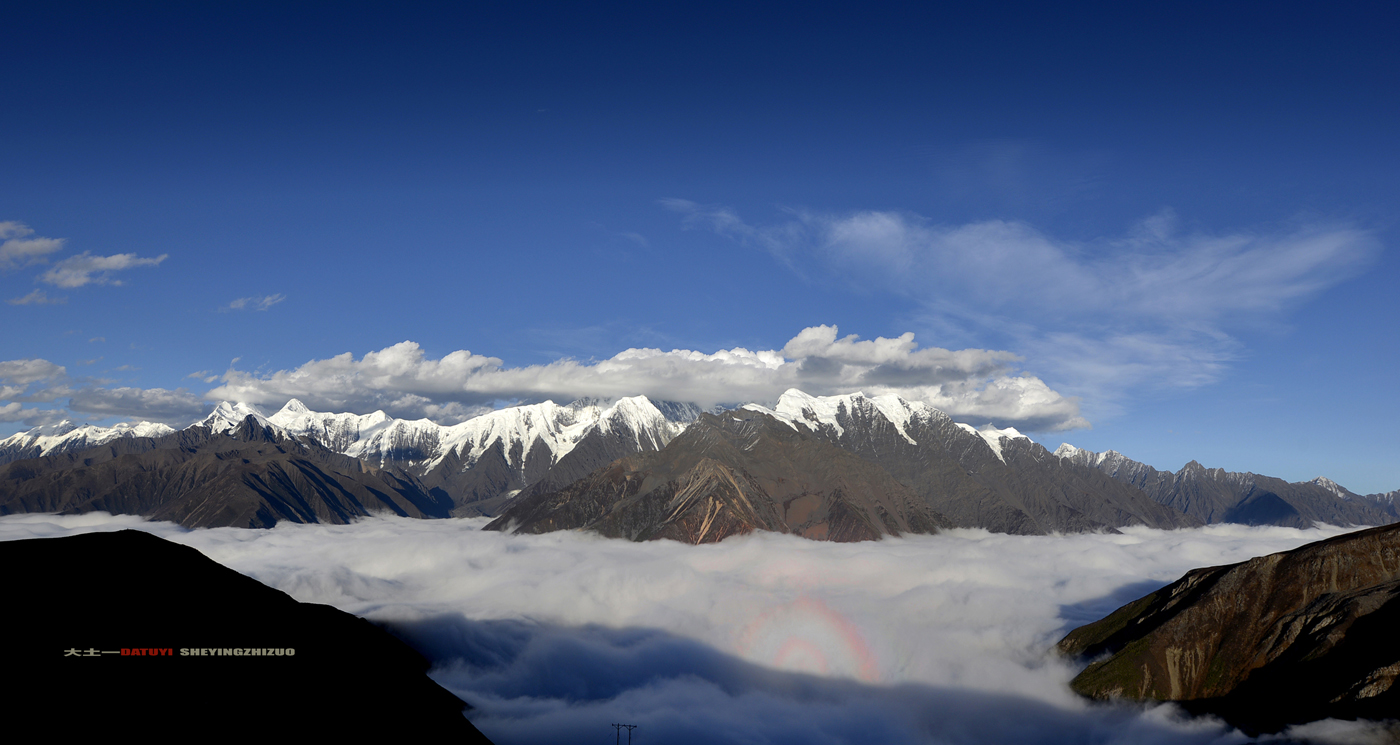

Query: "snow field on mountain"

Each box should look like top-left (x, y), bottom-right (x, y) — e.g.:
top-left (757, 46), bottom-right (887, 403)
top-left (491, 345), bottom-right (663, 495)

top-left (5, 512), bottom-right (1386, 745)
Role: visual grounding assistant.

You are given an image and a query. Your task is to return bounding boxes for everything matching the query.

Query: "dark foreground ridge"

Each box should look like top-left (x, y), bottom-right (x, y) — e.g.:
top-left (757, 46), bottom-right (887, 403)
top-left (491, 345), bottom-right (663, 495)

top-left (7, 529), bottom-right (493, 741)
top-left (1058, 522), bottom-right (1400, 734)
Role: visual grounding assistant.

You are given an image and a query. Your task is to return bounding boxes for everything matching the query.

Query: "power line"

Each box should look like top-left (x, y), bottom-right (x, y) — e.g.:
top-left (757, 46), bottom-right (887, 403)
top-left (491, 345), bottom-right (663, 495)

top-left (611, 723), bottom-right (638, 745)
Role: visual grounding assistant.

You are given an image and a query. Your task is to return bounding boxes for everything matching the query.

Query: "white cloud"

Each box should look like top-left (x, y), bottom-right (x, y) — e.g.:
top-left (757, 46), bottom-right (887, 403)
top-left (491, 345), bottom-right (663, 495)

top-left (0, 402), bottom-right (68, 426)
top-left (206, 325), bottom-right (1087, 430)
top-left (0, 513), bottom-right (1367, 744)
top-left (0, 358), bottom-right (212, 427)
top-left (669, 204), bottom-right (1379, 417)
top-left (223, 293), bottom-right (286, 312)
top-left (0, 358), bottom-right (77, 421)
top-left (39, 251), bottom-right (168, 288)
top-left (65, 385), bottom-right (207, 424)
top-left (0, 358), bottom-right (66, 385)
top-left (0, 221), bottom-right (65, 270)
top-left (6, 289), bottom-right (66, 305)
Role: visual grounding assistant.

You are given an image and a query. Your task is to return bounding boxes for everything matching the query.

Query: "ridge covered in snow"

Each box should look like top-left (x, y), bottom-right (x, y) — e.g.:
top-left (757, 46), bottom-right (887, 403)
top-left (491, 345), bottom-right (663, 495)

top-left (955, 422), bottom-right (1029, 463)
top-left (0, 395), bottom-right (700, 477)
top-left (267, 395), bottom-right (694, 475)
top-left (198, 401), bottom-right (278, 435)
top-left (745, 388), bottom-right (1030, 462)
top-left (1307, 476), bottom-right (1353, 499)
top-left (0, 419), bottom-right (176, 462)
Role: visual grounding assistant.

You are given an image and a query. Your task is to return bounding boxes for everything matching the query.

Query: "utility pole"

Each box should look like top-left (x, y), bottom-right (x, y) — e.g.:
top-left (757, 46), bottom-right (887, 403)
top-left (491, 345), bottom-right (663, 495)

top-left (611, 723), bottom-right (637, 745)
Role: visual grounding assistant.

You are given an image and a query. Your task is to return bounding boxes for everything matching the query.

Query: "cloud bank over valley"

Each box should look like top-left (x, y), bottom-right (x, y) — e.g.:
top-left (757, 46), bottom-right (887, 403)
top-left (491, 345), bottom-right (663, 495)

top-left (3, 513), bottom-right (1389, 744)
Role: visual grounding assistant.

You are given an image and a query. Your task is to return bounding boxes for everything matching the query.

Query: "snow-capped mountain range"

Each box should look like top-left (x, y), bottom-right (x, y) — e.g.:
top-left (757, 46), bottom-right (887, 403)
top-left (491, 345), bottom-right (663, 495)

top-left (1, 389), bottom-right (1395, 528)
top-left (748, 388), bottom-right (1029, 461)
top-left (0, 395), bottom-right (702, 517)
top-left (0, 419), bottom-right (177, 464)
top-left (5, 397), bottom-right (696, 466)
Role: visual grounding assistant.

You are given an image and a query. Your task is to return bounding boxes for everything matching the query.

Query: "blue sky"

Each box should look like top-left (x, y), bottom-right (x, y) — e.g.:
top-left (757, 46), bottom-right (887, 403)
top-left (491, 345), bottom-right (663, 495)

top-left (3, 2), bottom-right (1397, 493)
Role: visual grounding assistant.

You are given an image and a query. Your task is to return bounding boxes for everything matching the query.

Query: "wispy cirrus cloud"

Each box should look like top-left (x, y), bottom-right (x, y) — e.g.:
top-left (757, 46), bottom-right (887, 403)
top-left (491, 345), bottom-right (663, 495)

top-left (222, 293), bottom-right (286, 312)
top-left (39, 251), bottom-right (168, 288)
top-left (664, 202), bottom-right (1379, 417)
top-left (7, 289), bottom-right (66, 306)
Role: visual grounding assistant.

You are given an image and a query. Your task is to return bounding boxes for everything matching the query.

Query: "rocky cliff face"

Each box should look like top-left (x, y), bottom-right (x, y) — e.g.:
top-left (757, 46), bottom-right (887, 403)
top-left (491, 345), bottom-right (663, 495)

top-left (485, 408), bottom-right (951, 544)
top-left (756, 390), bottom-right (1198, 534)
top-left (1058, 522), bottom-right (1400, 733)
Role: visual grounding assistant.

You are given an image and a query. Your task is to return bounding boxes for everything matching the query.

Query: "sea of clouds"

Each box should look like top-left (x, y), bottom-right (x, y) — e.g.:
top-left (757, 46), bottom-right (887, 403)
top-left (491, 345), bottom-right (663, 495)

top-left (4, 513), bottom-right (1395, 745)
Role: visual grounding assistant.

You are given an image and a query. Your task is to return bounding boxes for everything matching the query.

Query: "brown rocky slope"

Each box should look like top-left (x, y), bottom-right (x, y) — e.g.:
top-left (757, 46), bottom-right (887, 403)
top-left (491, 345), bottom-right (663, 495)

top-left (1058, 522), bottom-right (1400, 733)
top-left (484, 408), bottom-right (951, 543)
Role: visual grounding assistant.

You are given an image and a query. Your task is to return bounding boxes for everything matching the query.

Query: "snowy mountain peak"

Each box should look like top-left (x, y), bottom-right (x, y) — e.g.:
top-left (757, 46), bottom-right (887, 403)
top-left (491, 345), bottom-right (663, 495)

top-left (1307, 476), bottom-right (1351, 499)
top-left (264, 395), bottom-right (688, 477)
top-left (956, 423), bottom-right (1028, 463)
top-left (277, 398), bottom-right (311, 416)
top-left (652, 400), bottom-right (705, 424)
top-left (0, 417), bottom-right (176, 462)
top-left (1054, 444), bottom-right (1128, 470)
top-left (33, 420), bottom-right (81, 438)
top-left (198, 401), bottom-right (274, 434)
top-left (757, 388), bottom-right (933, 445)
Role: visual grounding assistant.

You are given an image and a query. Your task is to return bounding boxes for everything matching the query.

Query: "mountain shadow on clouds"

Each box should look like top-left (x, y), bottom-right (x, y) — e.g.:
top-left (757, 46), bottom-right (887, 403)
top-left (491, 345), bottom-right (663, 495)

top-left (8, 529), bottom-right (492, 741)
top-left (1056, 579), bottom-right (1173, 635)
top-left (382, 613), bottom-right (1247, 745)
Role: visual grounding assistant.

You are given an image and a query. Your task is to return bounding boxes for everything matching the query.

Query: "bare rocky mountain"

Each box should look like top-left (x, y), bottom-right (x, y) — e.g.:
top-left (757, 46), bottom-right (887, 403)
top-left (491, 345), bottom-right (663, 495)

top-left (0, 416), bottom-right (453, 528)
top-left (1058, 522), bottom-right (1400, 734)
top-left (485, 408), bottom-right (952, 543)
top-left (1055, 444), bottom-right (1395, 528)
top-left (1358, 487), bottom-right (1400, 520)
top-left (752, 390), bottom-right (1198, 535)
